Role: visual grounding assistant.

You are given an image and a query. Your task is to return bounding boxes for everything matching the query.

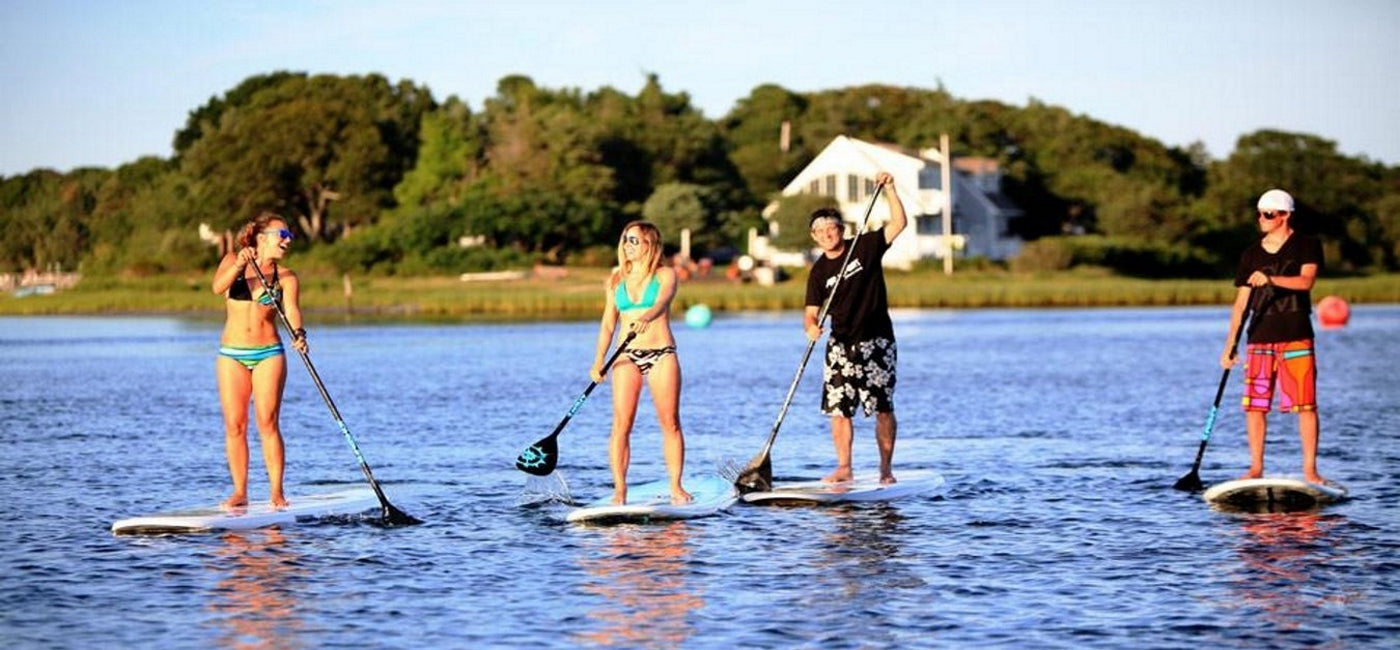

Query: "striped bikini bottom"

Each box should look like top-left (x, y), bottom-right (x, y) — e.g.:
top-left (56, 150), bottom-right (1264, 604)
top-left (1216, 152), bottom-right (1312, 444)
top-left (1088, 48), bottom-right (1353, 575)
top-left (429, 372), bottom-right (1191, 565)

top-left (624, 346), bottom-right (676, 375)
top-left (219, 343), bottom-right (285, 370)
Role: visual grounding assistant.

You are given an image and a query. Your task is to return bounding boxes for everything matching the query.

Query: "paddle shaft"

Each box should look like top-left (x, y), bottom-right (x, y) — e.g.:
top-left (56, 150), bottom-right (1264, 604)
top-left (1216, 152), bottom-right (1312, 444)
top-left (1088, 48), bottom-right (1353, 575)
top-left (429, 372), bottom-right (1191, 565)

top-left (1180, 286), bottom-right (1262, 484)
top-left (249, 261), bottom-right (417, 524)
top-left (550, 330), bottom-right (637, 440)
top-left (741, 188), bottom-right (884, 481)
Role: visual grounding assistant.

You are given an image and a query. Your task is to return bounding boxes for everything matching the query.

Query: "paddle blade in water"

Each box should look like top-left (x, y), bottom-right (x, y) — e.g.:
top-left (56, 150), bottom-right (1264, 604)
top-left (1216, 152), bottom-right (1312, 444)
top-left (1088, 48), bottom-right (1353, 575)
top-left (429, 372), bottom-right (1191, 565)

top-left (516, 435), bottom-right (558, 476)
top-left (380, 503), bottom-right (423, 527)
top-left (1173, 470), bottom-right (1203, 493)
top-left (733, 455), bottom-right (773, 494)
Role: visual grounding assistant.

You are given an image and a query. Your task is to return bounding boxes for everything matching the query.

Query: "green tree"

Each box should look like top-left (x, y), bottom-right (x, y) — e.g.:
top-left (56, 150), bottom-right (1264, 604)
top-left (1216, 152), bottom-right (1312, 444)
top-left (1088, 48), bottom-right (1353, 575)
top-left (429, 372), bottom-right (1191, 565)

top-left (766, 193), bottom-right (836, 251)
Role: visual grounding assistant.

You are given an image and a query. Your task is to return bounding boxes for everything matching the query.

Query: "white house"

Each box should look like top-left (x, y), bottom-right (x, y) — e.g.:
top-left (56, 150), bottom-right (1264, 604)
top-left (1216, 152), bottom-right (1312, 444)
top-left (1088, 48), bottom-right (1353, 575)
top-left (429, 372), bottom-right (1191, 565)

top-left (756, 135), bottom-right (1023, 269)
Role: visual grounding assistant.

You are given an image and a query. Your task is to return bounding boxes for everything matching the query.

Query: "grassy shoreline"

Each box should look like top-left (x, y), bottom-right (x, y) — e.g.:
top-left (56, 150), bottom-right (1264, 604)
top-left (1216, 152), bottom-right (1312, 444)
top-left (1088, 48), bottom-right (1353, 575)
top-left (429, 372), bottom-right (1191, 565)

top-left (2, 269), bottom-right (1396, 322)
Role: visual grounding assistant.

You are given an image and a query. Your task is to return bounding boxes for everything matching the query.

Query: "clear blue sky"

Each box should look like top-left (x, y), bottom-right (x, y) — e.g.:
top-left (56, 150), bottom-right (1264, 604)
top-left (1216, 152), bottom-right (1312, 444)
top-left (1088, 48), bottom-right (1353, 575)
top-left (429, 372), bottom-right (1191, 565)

top-left (2, 0), bottom-right (1396, 176)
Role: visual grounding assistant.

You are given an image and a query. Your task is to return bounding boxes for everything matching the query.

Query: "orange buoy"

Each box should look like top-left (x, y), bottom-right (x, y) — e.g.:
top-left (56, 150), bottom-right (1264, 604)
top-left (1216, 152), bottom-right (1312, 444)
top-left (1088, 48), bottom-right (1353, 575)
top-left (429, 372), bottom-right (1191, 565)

top-left (1317, 295), bottom-right (1350, 328)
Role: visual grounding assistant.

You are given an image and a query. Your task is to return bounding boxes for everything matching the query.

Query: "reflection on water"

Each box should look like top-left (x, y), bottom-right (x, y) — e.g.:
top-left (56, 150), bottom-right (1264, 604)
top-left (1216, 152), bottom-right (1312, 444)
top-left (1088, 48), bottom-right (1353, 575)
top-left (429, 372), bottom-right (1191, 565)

top-left (206, 530), bottom-right (308, 650)
top-left (1227, 511), bottom-right (1354, 631)
top-left (818, 505), bottom-right (925, 596)
top-left (574, 522), bottom-right (702, 647)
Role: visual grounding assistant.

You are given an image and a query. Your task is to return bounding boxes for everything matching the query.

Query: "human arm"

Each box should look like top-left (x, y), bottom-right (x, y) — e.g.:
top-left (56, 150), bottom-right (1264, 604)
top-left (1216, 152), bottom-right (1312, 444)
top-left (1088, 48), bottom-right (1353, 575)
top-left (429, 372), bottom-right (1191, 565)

top-left (1219, 285), bottom-right (1251, 368)
top-left (629, 268), bottom-right (678, 335)
top-left (281, 270), bottom-right (309, 354)
top-left (211, 248), bottom-right (256, 295)
top-left (878, 172), bottom-right (907, 244)
top-left (591, 276), bottom-right (621, 382)
top-left (803, 305), bottom-right (822, 342)
top-left (1246, 263), bottom-right (1318, 292)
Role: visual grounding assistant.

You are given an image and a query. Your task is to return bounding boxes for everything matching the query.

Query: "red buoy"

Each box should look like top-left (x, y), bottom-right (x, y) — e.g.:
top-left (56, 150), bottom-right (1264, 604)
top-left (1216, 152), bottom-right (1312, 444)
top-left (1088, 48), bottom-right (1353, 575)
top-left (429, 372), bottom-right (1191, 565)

top-left (1317, 295), bottom-right (1350, 328)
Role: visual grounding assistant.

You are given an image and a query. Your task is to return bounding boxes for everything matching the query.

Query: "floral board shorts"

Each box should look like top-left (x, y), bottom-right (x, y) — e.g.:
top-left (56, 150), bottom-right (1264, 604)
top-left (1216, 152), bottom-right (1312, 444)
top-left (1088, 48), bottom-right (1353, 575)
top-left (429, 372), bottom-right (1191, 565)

top-left (1242, 340), bottom-right (1316, 413)
top-left (821, 337), bottom-right (896, 418)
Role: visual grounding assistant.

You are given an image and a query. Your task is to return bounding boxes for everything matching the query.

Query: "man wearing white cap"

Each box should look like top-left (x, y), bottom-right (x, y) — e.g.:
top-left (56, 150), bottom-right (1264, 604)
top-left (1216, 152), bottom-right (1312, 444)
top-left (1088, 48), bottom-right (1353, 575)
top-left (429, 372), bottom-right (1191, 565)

top-left (1219, 188), bottom-right (1329, 485)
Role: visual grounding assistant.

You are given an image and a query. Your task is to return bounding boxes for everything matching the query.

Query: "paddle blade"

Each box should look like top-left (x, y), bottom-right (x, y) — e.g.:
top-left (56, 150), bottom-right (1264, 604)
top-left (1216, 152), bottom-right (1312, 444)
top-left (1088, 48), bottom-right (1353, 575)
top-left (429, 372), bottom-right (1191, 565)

top-left (516, 435), bottom-right (558, 476)
top-left (733, 454), bottom-right (773, 494)
top-left (1173, 470), bottom-right (1203, 492)
top-left (379, 503), bottom-right (423, 527)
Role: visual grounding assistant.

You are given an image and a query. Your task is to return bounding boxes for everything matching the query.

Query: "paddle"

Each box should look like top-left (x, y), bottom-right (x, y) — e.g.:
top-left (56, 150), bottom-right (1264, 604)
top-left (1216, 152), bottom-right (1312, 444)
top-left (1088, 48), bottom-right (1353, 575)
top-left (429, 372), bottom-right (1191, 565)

top-left (1173, 286), bottom-right (1265, 492)
top-left (733, 188), bottom-right (884, 493)
top-left (515, 330), bottom-right (638, 476)
top-left (250, 261), bottom-right (422, 526)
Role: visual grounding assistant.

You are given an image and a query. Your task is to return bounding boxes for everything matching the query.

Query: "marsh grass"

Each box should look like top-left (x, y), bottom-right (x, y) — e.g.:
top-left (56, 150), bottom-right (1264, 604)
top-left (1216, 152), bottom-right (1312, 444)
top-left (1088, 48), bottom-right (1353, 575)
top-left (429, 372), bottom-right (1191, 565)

top-left (3, 268), bottom-right (1396, 321)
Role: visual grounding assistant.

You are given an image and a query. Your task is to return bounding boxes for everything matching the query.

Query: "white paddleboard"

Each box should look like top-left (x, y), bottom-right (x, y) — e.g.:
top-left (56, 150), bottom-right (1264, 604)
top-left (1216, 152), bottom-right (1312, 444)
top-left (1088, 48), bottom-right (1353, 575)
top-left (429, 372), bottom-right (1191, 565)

top-left (112, 488), bottom-right (382, 535)
top-left (567, 475), bottom-right (739, 524)
top-left (742, 469), bottom-right (946, 506)
top-left (1203, 476), bottom-right (1348, 513)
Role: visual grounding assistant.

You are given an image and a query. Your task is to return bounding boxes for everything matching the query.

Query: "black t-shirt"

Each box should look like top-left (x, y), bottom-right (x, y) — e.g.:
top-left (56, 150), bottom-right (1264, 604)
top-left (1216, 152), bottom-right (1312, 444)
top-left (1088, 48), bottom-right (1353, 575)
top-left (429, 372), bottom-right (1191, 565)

top-left (804, 229), bottom-right (894, 343)
top-left (1234, 234), bottom-right (1324, 343)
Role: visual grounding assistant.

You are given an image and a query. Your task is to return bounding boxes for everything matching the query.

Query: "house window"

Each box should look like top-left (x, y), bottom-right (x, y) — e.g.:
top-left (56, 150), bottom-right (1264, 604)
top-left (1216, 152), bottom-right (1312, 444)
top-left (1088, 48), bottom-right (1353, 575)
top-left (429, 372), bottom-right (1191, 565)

top-left (808, 179), bottom-right (820, 195)
top-left (847, 174), bottom-right (860, 202)
top-left (825, 174), bottom-right (836, 197)
top-left (864, 178), bottom-right (876, 197)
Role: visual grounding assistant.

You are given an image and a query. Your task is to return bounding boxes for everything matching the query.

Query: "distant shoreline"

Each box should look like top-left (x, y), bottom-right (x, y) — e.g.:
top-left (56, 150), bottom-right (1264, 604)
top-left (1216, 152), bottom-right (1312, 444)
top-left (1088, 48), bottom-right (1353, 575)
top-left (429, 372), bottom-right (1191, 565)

top-left (2, 270), bottom-right (1396, 322)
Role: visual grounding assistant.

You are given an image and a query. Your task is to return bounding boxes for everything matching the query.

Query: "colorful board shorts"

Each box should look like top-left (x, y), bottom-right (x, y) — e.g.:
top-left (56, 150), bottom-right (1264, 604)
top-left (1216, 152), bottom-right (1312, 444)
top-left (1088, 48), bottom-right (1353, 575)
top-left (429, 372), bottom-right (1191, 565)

top-left (821, 337), bottom-right (896, 418)
top-left (1242, 340), bottom-right (1316, 413)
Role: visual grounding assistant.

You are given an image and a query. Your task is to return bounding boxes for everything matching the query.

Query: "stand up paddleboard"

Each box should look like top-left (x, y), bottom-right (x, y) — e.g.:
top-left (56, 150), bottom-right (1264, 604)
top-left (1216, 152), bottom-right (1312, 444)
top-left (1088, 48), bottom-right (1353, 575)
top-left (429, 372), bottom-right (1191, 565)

top-left (112, 488), bottom-right (381, 535)
top-left (1203, 477), bottom-right (1347, 513)
top-left (567, 475), bottom-right (739, 525)
top-left (742, 469), bottom-right (946, 506)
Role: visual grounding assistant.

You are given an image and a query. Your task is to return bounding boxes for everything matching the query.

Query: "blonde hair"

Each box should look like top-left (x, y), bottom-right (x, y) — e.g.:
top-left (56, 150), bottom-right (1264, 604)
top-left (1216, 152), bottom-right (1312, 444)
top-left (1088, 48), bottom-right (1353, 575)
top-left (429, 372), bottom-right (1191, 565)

top-left (612, 221), bottom-right (663, 285)
top-left (235, 211), bottom-right (288, 250)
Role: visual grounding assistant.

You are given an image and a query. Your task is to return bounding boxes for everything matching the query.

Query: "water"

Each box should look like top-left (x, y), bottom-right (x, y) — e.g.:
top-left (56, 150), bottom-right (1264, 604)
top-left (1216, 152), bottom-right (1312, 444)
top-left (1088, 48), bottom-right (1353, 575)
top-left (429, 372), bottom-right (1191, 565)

top-left (1, 306), bottom-right (1397, 648)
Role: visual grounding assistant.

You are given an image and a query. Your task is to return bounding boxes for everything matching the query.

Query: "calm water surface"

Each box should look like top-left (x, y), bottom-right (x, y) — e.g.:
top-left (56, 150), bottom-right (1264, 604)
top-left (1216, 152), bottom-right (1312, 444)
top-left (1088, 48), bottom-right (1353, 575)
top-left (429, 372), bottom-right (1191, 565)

top-left (1, 306), bottom-right (1397, 648)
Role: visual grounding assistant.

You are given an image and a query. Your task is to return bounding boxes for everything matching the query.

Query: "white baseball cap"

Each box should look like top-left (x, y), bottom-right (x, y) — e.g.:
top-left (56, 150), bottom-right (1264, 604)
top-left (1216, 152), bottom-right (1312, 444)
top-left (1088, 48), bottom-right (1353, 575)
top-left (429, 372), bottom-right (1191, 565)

top-left (1257, 189), bottom-right (1294, 212)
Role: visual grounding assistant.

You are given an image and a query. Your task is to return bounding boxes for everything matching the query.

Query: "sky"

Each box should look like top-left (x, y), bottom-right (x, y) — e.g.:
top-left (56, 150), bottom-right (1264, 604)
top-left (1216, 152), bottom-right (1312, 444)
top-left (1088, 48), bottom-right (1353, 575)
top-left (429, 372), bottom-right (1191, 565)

top-left (1, 0), bottom-right (1397, 177)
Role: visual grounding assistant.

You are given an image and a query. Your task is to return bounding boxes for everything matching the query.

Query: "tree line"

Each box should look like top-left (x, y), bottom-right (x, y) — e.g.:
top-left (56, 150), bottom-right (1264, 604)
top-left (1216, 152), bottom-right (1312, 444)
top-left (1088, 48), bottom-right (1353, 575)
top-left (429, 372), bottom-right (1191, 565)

top-left (3, 71), bottom-right (1397, 278)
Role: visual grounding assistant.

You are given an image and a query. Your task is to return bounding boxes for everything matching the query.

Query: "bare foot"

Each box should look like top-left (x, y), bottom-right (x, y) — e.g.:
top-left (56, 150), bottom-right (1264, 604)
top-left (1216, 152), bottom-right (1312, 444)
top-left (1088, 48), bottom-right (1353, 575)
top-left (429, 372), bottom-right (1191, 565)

top-left (1304, 473), bottom-right (1331, 486)
top-left (221, 494), bottom-right (248, 510)
top-left (611, 489), bottom-right (627, 505)
top-left (271, 494), bottom-right (289, 509)
top-left (1238, 469), bottom-right (1263, 480)
top-left (880, 473), bottom-right (898, 486)
top-left (671, 488), bottom-right (693, 505)
top-left (822, 467), bottom-right (853, 484)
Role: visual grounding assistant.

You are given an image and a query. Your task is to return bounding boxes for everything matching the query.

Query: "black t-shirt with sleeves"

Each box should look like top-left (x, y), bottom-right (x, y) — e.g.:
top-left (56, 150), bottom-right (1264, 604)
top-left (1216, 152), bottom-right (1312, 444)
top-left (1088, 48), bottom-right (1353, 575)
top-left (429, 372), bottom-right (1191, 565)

top-left (1234, 234), bottom-right (1324, 343)
top-left (804, 229), bottom-right (894, 343)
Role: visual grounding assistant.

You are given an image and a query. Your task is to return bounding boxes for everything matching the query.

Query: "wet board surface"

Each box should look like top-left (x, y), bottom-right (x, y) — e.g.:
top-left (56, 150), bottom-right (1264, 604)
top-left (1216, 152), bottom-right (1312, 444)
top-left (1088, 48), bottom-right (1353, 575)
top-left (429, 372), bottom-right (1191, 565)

top-left (742, 469), bottom-right (946, 506)
top-left (1203, 476), bottom-right (1348, 513)
top-left (566, 475), bottom-right (738, 525)
top-left (112, 488), bottom-right (381, 535)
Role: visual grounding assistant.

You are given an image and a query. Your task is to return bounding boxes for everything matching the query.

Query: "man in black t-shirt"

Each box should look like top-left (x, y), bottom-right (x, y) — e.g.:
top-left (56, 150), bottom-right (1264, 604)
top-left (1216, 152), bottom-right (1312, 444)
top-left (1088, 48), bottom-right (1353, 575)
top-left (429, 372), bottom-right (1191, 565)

top-left (1220, 188), bottom-right (1330, 485)
top-left (804, 171), bottom-right (908, 485)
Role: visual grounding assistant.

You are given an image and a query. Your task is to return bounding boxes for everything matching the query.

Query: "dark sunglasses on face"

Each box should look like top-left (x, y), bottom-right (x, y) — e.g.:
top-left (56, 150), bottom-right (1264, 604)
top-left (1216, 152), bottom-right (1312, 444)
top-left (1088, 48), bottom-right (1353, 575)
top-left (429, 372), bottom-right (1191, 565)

top-left (624, 235), bottom-right (642, 246)
top-left (1258, 211), bottom-right (1287, 221)
top-left (262, 228), bottom-right (294, 240)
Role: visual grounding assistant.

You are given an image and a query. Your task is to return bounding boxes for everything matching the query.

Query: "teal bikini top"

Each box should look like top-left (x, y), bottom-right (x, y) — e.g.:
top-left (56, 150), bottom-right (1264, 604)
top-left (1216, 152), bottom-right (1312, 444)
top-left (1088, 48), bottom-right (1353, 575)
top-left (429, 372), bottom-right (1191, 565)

top-left (615, 274), bottom-right (660, 313)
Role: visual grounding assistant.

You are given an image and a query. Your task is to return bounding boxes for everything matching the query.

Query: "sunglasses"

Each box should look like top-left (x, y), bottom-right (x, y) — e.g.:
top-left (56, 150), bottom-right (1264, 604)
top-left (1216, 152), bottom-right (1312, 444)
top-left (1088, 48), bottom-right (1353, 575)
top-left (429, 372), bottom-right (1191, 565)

top-left (1258, 211), bottom-right (1289, 221)
top-left (261, 228), bottom-right (295, 240)
top-left (624, 235), bottom-right (643, 246)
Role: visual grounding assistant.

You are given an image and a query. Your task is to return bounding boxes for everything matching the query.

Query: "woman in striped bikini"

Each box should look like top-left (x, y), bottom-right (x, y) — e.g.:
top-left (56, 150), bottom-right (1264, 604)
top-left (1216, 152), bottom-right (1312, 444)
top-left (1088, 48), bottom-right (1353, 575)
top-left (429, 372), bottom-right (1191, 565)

top-left (590, 221), bottom-right (692, 506)
top-left (211, 212), bottom-right (307, 509)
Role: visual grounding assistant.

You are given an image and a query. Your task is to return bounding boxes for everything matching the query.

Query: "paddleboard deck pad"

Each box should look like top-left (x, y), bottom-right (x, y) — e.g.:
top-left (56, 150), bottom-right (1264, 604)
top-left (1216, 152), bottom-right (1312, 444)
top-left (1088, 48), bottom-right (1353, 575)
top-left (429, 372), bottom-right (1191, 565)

top-left (567, 475), bottom-right (738, 525)
top-left (112, 488), bottom-right (381, 535)
top-left (1203, 477), bottom-right (1348, 513)
top-left (742, 469), bottom-right (946, 506)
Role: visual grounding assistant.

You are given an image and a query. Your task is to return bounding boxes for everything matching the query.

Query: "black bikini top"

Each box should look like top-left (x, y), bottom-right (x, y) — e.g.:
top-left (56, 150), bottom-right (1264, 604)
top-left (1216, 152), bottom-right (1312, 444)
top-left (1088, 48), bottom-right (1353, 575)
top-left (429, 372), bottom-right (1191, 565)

top-left (228, 265), bottom-right (279, 305)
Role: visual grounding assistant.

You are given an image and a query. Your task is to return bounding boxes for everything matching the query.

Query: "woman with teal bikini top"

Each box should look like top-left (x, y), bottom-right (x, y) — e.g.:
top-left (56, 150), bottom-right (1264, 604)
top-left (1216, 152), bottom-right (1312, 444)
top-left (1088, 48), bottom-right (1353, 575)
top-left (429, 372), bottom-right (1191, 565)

top-left (589, 220), bottom-right (692, 506)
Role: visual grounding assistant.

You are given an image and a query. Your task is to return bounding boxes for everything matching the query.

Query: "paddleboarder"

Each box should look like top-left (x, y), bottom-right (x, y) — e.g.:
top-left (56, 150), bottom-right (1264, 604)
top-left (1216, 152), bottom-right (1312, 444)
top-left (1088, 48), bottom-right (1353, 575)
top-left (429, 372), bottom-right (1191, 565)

top-left (1220, 189), bottom-right (1329, 486)
top-left (211, 212), bottom-right (307, 508)
top-left (590, 221), bottom-right (692, 506)
top-left (804, 172), bottom-right (908, 485)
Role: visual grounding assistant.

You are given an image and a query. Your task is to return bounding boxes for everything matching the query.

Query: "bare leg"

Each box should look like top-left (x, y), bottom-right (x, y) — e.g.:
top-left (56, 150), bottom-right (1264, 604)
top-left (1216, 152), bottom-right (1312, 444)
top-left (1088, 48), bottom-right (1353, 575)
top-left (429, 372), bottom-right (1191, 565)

top-left (1241, 410), bottom-right (1267, 479)
top-left (216, 357), bottom-right (253, 508)
top-left (823, 416), bottom-right (854, 483)
top-left (1298, 410), bottom-right (1327, 484)
top-left (609, 362), bottom-right (643, 505)
top-left (252, 355), bottom-right (289, 507)
top-left (648, 356), bottom-right (691, 504)
top-left (876, 411), bottom-right (897, 484)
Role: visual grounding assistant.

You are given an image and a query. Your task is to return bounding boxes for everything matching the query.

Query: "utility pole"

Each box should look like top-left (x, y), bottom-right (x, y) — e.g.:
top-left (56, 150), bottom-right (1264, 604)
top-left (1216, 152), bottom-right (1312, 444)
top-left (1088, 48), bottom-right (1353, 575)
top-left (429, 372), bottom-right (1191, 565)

top-left (941, 132), bottom-right (953, 276)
